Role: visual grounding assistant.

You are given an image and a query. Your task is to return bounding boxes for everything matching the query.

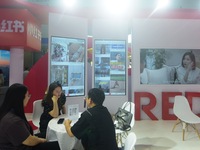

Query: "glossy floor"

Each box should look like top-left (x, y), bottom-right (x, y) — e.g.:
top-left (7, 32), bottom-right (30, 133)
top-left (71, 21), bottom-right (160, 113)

top-left (132, 120), bottom-right (200, 150)
top-left (26, 113), bottom-right (200, 149)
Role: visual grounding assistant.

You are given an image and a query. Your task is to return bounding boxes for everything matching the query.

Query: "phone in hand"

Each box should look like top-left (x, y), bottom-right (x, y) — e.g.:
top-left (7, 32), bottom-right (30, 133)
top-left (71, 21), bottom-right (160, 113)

top-left (57, 118), bottom-right (65, 124)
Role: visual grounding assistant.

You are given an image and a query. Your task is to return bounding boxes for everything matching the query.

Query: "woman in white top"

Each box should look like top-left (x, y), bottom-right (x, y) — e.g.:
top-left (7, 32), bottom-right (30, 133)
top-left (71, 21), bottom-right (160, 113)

top-left (175, 51), bottom-right (200, 84)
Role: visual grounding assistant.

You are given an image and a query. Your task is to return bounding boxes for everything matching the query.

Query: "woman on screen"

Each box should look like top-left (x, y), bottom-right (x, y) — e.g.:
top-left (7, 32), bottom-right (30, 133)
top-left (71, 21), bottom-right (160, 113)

top-left (115, 53), bottom-right (122, 62)
top-left (175, 51), bottom-right (200, 84)
top-left (37, 82), bottom-right (66, 138)
top-left (100, 44), bottom-right (106, 54)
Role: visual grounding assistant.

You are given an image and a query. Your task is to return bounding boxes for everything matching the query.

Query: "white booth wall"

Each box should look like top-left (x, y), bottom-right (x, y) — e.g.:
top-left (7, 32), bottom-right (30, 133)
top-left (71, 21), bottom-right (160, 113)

top-left (132, 19), bottom-right (200, 119)
top-left (48, 13), bottom-right (130, 115)
top-left (48, 13), bottom-right (200, 118)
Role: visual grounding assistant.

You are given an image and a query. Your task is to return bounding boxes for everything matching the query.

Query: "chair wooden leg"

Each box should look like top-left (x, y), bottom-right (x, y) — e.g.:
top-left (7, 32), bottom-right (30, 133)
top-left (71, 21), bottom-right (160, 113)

top-left (116, 133), bottom-right (119, 146)
top-left (116, 133), bottom-right (123, 148)
top-left (119, 133), bottom-right (123, 147)
top-left (172, 119), bottom-right (181, 132)
top-left (182, 122), bottom-right (186, 141)
top-left (182, 129), bottom-right (185, 141)
top-left (193, 124), bottom-right (200, 139)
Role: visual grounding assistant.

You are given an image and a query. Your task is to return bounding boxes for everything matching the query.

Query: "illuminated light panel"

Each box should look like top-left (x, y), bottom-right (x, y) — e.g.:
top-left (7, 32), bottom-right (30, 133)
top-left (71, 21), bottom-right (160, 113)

top-left (156, 0), bottom-right (170, 9)
top-left (104, 0), bottom-right (131, 16)
top-left (61, 0), bottom-right (76, 8)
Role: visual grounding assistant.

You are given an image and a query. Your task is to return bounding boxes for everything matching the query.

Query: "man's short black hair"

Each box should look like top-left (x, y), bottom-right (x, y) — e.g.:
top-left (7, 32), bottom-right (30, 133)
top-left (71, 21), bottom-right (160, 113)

top-left (88, 88), bottom-right (105, 105)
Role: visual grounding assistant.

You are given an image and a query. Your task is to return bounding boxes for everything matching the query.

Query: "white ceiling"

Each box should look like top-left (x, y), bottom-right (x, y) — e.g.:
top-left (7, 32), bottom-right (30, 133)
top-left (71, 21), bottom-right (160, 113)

top-left (26, 0), bottom-right (200, 37)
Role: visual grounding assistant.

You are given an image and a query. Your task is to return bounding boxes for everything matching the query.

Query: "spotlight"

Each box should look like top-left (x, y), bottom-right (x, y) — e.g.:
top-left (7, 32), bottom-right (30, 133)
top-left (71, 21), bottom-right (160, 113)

top-left (61, 0), bottom-right (76, 8)
top-left (156, 0), bottom-right (170, 10)
top-left (104, 0), bottom-right (130, 16)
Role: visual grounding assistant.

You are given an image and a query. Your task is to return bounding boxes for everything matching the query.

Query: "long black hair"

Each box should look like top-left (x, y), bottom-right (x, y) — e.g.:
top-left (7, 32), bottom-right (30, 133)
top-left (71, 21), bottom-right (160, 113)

top-left (0, 83), bottom-right (33, 134)
top-left (42, 81), bottom-right (62, 106)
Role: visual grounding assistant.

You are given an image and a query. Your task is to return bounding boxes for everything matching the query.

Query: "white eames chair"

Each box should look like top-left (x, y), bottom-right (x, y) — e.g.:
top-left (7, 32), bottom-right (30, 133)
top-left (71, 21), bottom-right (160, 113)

top-left (32, 99), bottom-right (43, 130)
top-left (172, 95), bottom-right (200, 141)
top-left (124, 132), bottom-right (137, 150)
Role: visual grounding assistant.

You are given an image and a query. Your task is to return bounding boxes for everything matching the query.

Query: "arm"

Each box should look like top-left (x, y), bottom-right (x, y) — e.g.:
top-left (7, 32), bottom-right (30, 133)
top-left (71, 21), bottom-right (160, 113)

top-left (176, 66), bottom-right (190, 84)
top-left (64, 119), bottom-right (74, 137)
top-left (183, 69), bottom-right (190, 83)
top-left (183, 62), bottom-right (194, 83)
top-left (177, 64), bottom-right (197, 84)
top-left (49, 96), bottom-right (59, 118)
top-left (22, 135), bottom-right (46, 146)
top-left (62, 105), bottom-right (66, 114)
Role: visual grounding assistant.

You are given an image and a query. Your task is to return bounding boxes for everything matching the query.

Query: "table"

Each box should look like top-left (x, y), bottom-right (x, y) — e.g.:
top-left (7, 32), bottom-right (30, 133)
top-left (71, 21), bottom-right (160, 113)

top-left (46, 114), bottom-right (84, 150)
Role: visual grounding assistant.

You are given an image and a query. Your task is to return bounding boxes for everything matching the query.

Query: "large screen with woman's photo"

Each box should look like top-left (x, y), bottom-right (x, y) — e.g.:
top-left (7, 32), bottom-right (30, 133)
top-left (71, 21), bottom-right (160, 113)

top-left (140, 49), bottom-right (200, 84)
top-left (94, 40), bottom-right (126, 95)
top-left (50, 36), bottom-right (85, 96)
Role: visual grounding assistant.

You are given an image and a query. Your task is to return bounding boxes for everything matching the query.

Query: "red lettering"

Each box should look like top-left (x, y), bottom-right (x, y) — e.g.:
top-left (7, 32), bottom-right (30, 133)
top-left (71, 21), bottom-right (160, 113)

top-left (135, 92), bottom-right (158, 120)
top-left (162, 92), bottom-right (182, 120)
top-left (134, 91), bottom-right (200, 120)
top-left (185, 92), bottom-right (200, 117)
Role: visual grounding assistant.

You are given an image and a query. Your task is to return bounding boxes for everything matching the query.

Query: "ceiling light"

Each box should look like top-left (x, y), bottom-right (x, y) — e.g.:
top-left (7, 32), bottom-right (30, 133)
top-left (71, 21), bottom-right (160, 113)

top-left (61, 0), bottom-right (76, 8)
top-left (156, 0), bottom-right (170, 9)
top-left (104, 0), bottom-right (130, 16)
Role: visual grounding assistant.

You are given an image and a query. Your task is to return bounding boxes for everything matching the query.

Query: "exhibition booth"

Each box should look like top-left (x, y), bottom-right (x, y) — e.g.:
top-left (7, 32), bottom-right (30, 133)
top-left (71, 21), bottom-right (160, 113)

top-left (1, 1), bottom-right (200, 121)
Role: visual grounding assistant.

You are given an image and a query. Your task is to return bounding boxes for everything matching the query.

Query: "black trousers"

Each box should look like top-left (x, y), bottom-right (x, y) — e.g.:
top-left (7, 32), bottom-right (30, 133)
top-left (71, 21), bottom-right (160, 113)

top-left (33, 141), bottom-right (60, 150)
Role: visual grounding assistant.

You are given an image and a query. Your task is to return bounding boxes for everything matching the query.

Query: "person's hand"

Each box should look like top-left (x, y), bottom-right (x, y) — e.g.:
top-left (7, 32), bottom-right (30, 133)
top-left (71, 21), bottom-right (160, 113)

top-left (187, 62), bottom-right (194, 71)
top-left (38, 138), bottom-right (47, 143)
top-left (52, 95), bottom-right (58, 103)
top-left (64, 119), bottom-right (72, 127)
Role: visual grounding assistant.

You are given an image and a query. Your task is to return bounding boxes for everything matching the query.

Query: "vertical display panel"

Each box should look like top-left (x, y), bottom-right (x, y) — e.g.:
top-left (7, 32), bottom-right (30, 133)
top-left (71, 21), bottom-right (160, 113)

top-left (50, 36), bottom-right (85, 96)
top-left (94, 40), bottom-right (126, 95)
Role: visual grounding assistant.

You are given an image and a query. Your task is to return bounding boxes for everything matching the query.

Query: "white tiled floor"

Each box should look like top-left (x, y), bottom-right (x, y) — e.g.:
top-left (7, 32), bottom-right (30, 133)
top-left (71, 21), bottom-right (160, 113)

top-left (132, 120), bottom-right (200, 150)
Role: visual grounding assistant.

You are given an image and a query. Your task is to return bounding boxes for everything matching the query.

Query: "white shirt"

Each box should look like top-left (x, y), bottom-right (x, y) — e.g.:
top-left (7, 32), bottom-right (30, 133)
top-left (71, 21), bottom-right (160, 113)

top-left (175, 66), bottom-right (200, 84)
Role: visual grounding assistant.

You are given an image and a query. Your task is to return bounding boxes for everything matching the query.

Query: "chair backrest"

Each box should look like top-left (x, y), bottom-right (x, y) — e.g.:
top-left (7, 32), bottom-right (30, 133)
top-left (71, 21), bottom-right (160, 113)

top-left (121, 102), bottom-right (135, 128)
top-left (32, 99), bottom-right (43, 127)
top-left (124, 132), bottom-right (137, 150)
top-left (173, 95), bottom-right (195, 122)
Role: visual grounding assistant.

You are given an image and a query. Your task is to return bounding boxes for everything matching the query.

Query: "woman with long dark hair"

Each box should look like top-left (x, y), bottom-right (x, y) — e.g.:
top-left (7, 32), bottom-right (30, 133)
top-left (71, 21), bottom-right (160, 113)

top-left (38, 82), bottom-right (66, 138)
top-left (0, 83), bottom-right (60, 150)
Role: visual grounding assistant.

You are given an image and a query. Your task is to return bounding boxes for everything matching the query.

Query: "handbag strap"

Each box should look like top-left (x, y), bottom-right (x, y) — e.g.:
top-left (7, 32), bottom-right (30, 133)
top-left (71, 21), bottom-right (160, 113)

top-left (122, 101), bottom-right (132, 112)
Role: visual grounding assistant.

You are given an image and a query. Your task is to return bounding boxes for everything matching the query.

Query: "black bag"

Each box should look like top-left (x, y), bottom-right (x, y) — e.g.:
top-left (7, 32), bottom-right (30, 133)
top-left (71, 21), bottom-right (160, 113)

top-left (115, 102), bottom-right (133, 131)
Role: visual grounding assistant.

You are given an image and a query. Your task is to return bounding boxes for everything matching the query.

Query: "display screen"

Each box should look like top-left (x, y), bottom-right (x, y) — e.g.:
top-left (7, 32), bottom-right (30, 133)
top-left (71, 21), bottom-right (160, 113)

top-left (140, 49), bottom-right (200, 84)
top-left (94, 40), bottom-right (126, 95)
top-left (0, 50), bottom-right (10, 86)
top-left (50, 36), bottom-right (85, 96)
top-left (0, 50), bottom-right (10, 66)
